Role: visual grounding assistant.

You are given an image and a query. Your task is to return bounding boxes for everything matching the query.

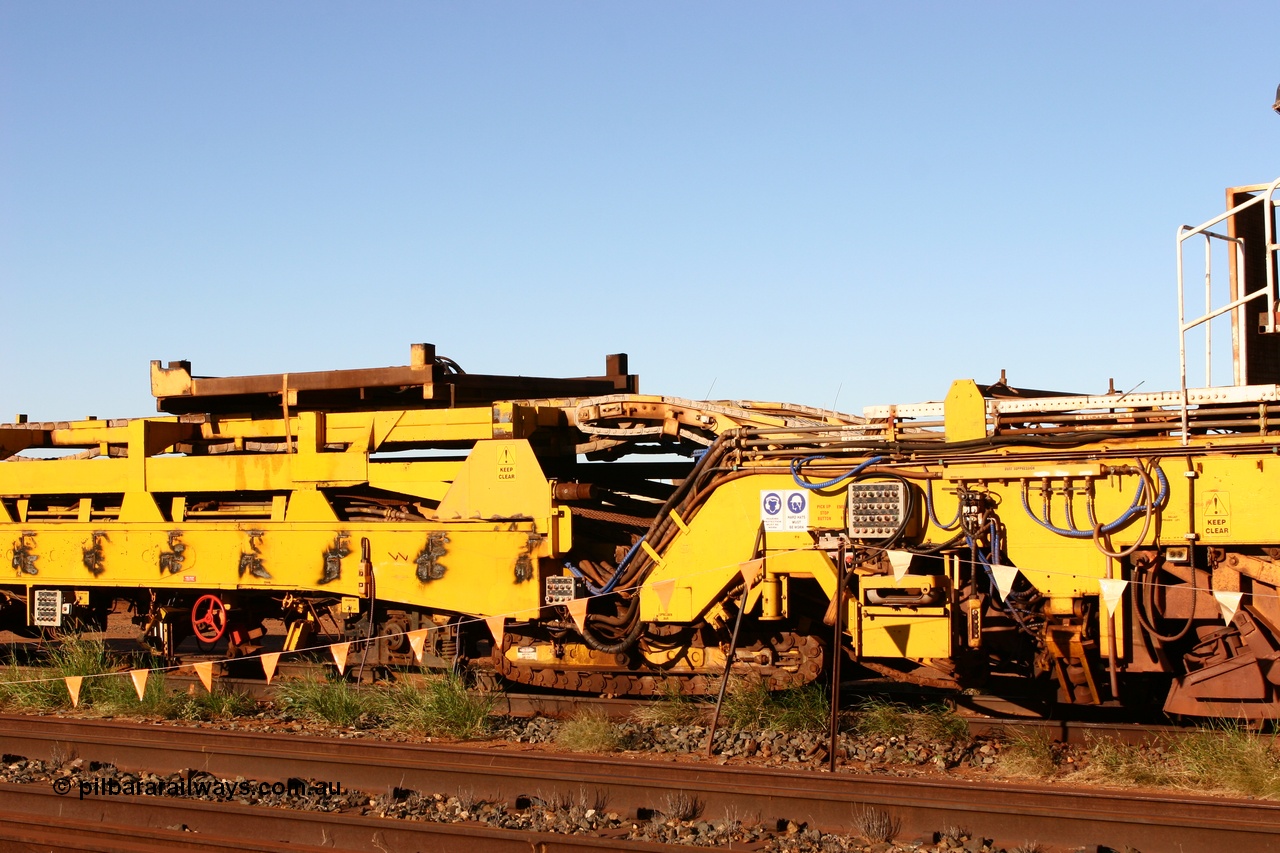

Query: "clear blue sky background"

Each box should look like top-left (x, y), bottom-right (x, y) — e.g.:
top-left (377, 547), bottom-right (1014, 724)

top-left (2, 2), bottom-right (1278, 422)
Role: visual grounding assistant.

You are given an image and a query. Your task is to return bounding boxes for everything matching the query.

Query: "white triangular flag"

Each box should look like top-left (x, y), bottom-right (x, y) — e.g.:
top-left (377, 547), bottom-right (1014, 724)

top-left (407, 628), bottom-right (430, 664)
top-left (261, 652), bottom-right (281, 684)
top-left (65, 676), bottom-right (82, 708)
top-left (990, 563), bottom-right (1019, 601)
top-left (566, 598), bottom-right (588, 633)
top-left (887, 551), bottom-right (912, 582)
top-left (1098, 578), bottom-right (1129, 618)
top-left (129, 669), bottom-right (149, 701)
top-left (193, 661), bottom-right (215, 692)
top-left (485, 617), bottom-right (506, 644)
top-left (1214, 590), bottom-right (1244, 625)
top-left (330, 641), bottom-right (351, 675)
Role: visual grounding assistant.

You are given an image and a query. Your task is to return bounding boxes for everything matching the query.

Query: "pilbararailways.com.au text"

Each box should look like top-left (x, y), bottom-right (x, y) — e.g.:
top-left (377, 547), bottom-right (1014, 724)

top-left (52, 776), bottom-right (342, 800)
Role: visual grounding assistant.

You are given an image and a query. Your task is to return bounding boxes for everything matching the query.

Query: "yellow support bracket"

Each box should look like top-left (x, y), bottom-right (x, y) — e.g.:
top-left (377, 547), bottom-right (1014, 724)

top-left (640, 541), bottom-right (664, 566)
top-left (667, 509), bottom-right (689, 534)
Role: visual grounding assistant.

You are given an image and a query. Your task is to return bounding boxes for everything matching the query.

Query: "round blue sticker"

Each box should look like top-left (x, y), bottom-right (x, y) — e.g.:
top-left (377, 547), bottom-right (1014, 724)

top-left (787, 492), bottom-right (806, 514)
top-left (763, 493), bottom-right (782, 515)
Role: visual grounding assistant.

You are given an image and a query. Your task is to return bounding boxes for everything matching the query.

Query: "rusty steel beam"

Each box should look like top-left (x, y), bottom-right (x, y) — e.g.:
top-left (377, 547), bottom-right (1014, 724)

top-left (1, 715), bottom-right (1277, 852)
top-left (0, 784), bottom-right (687, 853)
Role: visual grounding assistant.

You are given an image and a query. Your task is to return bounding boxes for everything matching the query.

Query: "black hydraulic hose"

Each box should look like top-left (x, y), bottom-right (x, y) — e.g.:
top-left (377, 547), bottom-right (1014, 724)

top-left (578, 596), bottom-right (643, 654)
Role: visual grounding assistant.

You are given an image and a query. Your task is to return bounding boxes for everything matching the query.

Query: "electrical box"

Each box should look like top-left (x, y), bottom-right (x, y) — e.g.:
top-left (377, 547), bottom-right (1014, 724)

top-left (544, 575), bottom-right (584, 605)
top-left (847, 481), bottom-right (909, 538)
top-left (32, 589), bottom-right (62, 627)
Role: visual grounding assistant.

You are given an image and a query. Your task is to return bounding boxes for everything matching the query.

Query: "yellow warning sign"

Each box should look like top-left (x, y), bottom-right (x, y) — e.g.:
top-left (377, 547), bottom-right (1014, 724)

top-left (497, 446), bottom-right (516, 481)
top-left (1203, 490), bottom-right (1230, 536)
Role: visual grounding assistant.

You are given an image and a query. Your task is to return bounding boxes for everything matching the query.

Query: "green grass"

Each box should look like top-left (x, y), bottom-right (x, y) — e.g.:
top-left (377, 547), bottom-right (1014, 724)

top-left (995, 727), bottom-right (1058, 778)
top-left (1082, 724), bottom-right (1280, 799)
top-left (719, 680), bottom-right (828, 733)
top-left (383, 673), bottom-right (496, 738)
top-left (0, 633), bottom-right (114, 711)
top-left (275, 677), bottom-right (378, 727)
top-left (851, 698), bottom-right (970, 743)
top-left (556, 708), bottom-right (621, 752)
top-left (166, 687), bottom-right (258, 721)
top-left (631, 682), bottom-right (706, 727)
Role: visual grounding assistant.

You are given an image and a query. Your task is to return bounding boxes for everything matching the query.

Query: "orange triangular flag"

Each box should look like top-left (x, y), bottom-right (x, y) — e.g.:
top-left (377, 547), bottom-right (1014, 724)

top-left (261, 652), bottom-right (281, 684)
top-left (739, 558), bottom-right (764, 588)
top-left (129, 669), bottom-right (149, 701)
top-left (485, 617), bottom-right (506, 644)
top-left (652, 578), bottom-right (676, 611)
top-left (566, 598), bottom-right (588, 633)
top-left (407, 628), bottom-right (430, 664)
top-left (330, 641), bottom-right (351, 675)
top-left (193, 661), bottom-right (214, 692)
top-left (1214, 590), bottom-right (1244, 625)
top-left (65, 676), bottom-right (82, 708)
top-left (1098, 578), bottom-right (1129, 618)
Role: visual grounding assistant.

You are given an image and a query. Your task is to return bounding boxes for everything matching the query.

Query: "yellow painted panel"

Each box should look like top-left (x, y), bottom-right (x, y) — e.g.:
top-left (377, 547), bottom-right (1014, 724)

top-left (368, 460), bottom-right (461, 501)
top-left (146, 455), bottom-right (291, 493)
top-left (640, 474), bottom-right (837, 623)
top-left (437, 440), bottom-right (551, 521)
top-left (0, 459), bottom-right (132, 495)
top-left (858, 608), bottom-right (951, 658)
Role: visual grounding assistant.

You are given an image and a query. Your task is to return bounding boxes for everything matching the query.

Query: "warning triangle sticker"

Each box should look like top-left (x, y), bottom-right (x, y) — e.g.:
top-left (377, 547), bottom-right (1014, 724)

top-left (65, 676), bottom-right (82, 708)
top-left (1098, 578), bottom-right (1129, 617)
top-left (739, 558), bottom-right (764, 588)
top-left (486, 617), bottom-right (506, 644)
top-left (129, 669), bottom-right (149, 701)
top-left (498, 447), bottom-right (515, 465)
top-left (566, 598), bottom-right (588, 633)
top-left (652, 578), bottom-right (675, 611)
top-left (407, 628), bottom-right (430, 664)
top-left (1214, 590), bottom-right (1244, 625)
top-left (261, 652), bottom-right (281, 684)
top-left (193, 661), bottom-right (215, 692)
top-left (990, 563), bottom-right (1019, 601)
top-left (887, 551), bottom-right (912, 582)
top-left (330, 642), bottom-right (351, 675)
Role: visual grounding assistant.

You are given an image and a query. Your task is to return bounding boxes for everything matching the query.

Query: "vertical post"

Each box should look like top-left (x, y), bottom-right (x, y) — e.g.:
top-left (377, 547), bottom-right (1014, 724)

top-left (828, 540), bottom-right (846, 773)
top-left (705, 523), bottom-right (765, 757)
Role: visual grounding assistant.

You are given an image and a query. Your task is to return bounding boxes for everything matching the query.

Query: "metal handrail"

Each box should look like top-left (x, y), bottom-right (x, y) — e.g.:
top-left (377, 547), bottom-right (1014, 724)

top-left (1176, 177), bottom-right (1280, 444)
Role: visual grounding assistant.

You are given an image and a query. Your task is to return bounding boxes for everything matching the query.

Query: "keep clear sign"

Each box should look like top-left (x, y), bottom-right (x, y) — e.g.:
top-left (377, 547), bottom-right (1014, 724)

top-left (761, 490), bottom-right (810, 532)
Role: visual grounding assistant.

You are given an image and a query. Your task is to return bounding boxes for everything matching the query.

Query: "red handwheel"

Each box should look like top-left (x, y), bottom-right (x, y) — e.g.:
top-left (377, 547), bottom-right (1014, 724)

top-left (191, 594), bottom-right (228, 643)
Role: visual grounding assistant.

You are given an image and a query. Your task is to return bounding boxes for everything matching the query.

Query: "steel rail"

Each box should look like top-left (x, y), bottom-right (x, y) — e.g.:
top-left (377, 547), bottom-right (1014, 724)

top-left (1, 715), bottom-right (1276, 852)
top-left (0, 783), bottom-right (690, 853)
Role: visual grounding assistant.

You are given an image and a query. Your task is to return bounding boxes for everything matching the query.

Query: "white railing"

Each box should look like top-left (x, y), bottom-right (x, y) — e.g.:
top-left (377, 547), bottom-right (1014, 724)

top-left (1176, 178), bottom-right (1280, 442)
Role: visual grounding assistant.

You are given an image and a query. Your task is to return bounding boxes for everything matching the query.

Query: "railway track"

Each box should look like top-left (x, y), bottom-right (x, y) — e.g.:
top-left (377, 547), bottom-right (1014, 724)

top-left (1, 714), bottom-right (1276, 852)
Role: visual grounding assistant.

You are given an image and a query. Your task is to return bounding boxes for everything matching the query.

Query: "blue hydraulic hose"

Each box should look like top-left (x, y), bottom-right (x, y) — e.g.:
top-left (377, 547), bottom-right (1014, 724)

top-left (790, 455), bottom-right (886, 490)
top-left (1021, 465), bottom-right (1169, 539)
top-left (569, 537), bottom-right (646, 596)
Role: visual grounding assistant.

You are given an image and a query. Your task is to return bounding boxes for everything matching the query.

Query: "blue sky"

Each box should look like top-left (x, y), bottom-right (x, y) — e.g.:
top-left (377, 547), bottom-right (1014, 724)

top-left (2, 3), bottom-right (1278, 422)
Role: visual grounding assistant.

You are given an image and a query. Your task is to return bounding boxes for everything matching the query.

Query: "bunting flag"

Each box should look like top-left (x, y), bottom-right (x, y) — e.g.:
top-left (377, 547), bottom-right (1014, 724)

top-left (990, 563), bottom-right (1019, 601)
top-left (652, 578), bottom-right (676, 612)
top-left (65, 676), bottom-right (82, 708)
top-left (1098, 578), bottom-right (1129, 618)
top-left (330, 642), bottom-right (351, 675)
top-left (193, 661), bottom-right (215, 692)
top-left (129, 669), bottom-right (149, 701)
top-left (739, 558), bottom-right (764, 588)
top-left (1214, 590), bottom-right (1244, 625)
top-left (566, 597), bottom-right (589, 633)
top-left (261, 652), bottom-right (281, 684)
top-left (485, 617), bottom-right (506, 644)
top-left (407, 628), bottom-right (430, 664)
top-left (887, 551), bottom-right (912, 583)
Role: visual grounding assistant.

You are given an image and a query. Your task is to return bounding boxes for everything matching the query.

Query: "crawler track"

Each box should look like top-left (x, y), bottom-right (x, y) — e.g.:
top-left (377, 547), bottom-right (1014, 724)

top-left (1, 715), bottom-right (1277, 852)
